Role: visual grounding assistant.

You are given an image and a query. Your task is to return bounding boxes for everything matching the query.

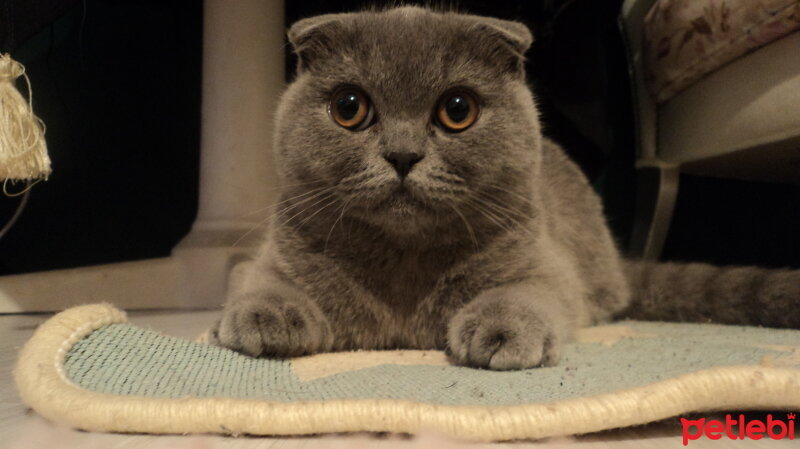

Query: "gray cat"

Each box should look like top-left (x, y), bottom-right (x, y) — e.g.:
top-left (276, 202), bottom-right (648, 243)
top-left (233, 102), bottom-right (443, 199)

top-left (212, 6), bottom-right (799, 370)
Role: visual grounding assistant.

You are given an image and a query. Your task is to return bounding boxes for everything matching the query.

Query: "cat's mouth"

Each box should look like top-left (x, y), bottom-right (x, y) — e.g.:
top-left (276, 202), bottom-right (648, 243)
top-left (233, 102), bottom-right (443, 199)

top-left (353, 181), bottom-right (462, 235)
top-left (395, 184), bottom-right (413, 198)
top-left (376, 184), bottom-right (431, 216)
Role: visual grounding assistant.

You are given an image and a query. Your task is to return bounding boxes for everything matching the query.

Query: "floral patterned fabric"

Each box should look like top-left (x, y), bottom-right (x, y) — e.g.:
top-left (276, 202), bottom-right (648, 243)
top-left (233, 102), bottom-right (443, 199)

top-left (644, 0), bottom-right (800, 103)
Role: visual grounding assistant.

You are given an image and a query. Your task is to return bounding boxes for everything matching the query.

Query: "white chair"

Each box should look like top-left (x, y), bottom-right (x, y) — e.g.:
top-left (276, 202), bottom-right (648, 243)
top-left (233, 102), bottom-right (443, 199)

top-left (620, 0), bottom-right (800, 259)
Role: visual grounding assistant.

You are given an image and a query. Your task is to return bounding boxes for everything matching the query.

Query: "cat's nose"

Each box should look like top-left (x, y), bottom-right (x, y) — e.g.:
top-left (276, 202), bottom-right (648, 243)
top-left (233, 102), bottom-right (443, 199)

top-left (384, 151), bottom-right (424, 178)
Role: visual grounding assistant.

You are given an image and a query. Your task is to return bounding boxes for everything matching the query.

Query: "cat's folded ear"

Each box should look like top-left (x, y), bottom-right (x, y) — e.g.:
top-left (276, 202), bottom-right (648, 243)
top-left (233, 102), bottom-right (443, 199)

top-left (288, 13), bottom-right (349, 73)
top-left (467, 17), bottom-right (533, 77)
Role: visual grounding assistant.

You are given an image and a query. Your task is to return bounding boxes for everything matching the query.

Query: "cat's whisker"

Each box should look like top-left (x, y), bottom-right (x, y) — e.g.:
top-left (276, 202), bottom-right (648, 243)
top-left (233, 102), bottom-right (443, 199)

top-left (481, 182), bottom-right (536, 206)
top-left (465, 197), bottom-right (519, 235)
top-left (463, 197), bottom-right (513, 234)
top-left (231, 189), bottom-right (336, 247)
top-left (324, 198), bottom-right (351, 253)
top-left (237, 185), bottom-right (332, 219)
top-left (262, 179), bottom-right (328, 191)
top-left (345, 208), bottom-right (366, 245)
top-left (294, 196), bottom-right (341, 229)
top-left (467, 193), bottom-right (536, 237)
top-left (448, 202), bottom-right (479, 251)
top-left (277, 193), bottom-right (337, 228)
top-left (272, 185), bottom-right (333, 210)
top-left (470, 193), bottom-right (532, 233)
top-left (231, 215), bottom-right (273, 248)
top-left (268, 187), bottom-right (336, 224)
top-left (236, 205), bottom-right (275, 220)
top-left (233, 179), bottom-right (328, 199)
top-left (474, 190), bottom-right (529, 218)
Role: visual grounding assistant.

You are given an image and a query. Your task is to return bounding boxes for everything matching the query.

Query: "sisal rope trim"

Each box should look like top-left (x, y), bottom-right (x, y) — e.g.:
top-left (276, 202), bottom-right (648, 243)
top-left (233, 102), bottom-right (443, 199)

top-left (14, 304), bottom-right (800, 441)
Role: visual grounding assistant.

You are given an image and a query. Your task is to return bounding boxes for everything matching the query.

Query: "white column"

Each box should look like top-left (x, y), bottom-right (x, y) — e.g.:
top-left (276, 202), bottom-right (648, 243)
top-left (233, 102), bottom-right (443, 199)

top-left (191, 0), bottom-right (284, 237)
top-left (174, 0), bottom-right (286, 307)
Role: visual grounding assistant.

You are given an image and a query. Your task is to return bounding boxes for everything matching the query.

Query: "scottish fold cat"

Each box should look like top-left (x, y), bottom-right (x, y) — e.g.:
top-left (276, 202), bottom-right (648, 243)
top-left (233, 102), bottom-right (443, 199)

top-left (211, 6), bottom-right (799, 370)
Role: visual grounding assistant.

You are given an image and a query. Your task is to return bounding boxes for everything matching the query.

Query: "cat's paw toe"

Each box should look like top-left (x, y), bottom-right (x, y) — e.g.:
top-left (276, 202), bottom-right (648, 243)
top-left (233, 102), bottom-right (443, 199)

top-left (447, 300), bottom-right (560, 370)
top-left (216, 292), bottom-right (331, 358)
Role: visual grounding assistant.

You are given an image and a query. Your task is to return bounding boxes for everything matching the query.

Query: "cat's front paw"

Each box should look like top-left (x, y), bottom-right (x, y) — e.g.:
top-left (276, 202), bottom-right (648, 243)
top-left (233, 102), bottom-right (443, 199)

top-left (447, 294), bottom-right (560, 370)
top-left (214, 291), bottom-right (333, 358)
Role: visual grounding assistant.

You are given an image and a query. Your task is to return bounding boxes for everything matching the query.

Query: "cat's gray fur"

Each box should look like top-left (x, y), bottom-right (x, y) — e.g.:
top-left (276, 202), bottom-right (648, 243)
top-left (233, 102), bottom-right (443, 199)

top-left (212, 6), bottom-right (800, 370)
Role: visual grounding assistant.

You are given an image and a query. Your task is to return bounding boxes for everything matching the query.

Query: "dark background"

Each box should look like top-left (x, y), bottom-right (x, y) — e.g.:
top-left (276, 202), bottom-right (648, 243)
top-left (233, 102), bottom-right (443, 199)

top-left (1, 0), bottom-right (798, 275)
top-left (0, 0), bottom-right (202, 273)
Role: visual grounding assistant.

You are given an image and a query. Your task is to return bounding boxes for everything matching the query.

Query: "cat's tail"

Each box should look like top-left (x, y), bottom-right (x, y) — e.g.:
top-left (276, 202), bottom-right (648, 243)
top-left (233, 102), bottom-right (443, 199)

top-left (619, 260), bottom-right (800, 329)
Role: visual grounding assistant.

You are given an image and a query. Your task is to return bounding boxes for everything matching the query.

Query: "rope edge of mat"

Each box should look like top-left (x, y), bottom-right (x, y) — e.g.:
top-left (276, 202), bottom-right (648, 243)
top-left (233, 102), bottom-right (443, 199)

top-left (13, 303), bottom-right (800, 442)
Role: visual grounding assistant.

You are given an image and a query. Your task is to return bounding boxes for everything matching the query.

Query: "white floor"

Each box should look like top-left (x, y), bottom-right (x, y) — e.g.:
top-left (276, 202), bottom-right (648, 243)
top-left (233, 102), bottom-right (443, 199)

top-left (1, 310), bottom-right (792, 448)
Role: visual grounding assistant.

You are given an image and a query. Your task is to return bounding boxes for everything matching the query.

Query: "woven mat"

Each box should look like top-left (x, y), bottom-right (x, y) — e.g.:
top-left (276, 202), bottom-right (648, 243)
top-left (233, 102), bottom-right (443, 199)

top-left (14, 304), bottom-right (800, 441)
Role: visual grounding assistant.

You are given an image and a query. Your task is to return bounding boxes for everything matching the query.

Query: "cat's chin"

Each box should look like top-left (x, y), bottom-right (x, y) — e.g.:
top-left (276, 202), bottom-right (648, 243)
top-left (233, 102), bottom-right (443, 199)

top-left (373, 216), bottom-right (437, 237)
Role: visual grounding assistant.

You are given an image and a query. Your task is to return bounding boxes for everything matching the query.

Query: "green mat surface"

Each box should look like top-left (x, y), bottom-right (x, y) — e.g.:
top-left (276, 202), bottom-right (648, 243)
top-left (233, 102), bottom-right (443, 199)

top-left (65, 321), bottom-right (800, 405)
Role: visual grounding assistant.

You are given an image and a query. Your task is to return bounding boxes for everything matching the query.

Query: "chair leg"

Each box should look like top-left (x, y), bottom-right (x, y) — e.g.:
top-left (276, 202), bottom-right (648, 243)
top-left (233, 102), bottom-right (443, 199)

top-left (629, 166), bottom-right (679, 260)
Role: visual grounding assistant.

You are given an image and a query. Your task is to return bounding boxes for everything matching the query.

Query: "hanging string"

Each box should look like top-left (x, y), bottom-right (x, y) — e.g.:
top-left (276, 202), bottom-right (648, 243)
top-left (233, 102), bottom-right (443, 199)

top-left (0, 180), bottom-right (31, 240)
top-left (3, 177), bottom-right (41, 197)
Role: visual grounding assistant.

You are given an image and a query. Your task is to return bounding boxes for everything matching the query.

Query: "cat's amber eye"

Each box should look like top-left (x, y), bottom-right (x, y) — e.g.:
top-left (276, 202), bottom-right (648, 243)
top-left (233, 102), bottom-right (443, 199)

top-left (329, 88), bottom-right (373, 130)
top-left (436, 91), bottom-right (479, 132)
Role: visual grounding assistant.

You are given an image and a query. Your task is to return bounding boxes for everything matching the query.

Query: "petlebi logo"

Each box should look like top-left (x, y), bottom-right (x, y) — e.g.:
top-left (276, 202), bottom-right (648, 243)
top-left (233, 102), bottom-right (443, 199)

top-left (681, 413), bottom-right (796, 445)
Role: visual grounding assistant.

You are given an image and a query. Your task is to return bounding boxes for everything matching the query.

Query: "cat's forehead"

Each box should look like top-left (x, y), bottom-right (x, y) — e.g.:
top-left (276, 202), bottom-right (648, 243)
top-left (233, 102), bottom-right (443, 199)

top-left (342, 10), bottom-right (487, 84)
top-left (349, 7), bottom-right (470, 57)
top-left (350, 11), bottom-right (479, 92)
